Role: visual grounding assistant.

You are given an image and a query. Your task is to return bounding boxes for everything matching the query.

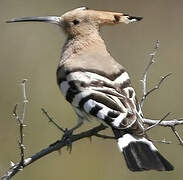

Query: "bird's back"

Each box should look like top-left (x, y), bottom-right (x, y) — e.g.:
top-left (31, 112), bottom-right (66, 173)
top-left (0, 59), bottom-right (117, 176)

top-left (57, 45), bottom-right (144, 133)
top-left (57, 45), bottom-right (125, 81)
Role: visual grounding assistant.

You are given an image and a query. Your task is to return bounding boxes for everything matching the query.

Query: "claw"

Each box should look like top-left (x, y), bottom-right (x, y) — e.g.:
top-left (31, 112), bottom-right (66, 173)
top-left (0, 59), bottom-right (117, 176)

top-left (62, 128), bottom-right (73, 153)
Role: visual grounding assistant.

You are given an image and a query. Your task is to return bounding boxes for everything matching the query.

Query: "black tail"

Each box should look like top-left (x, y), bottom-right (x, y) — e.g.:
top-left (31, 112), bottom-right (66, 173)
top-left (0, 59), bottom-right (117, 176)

top-left (113, 131), bottom-right (174, 171)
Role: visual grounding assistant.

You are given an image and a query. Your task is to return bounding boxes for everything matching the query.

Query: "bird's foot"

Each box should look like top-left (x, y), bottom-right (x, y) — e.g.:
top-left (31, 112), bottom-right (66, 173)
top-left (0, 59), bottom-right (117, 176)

top-left (62, 128), bottom-right (73, 153)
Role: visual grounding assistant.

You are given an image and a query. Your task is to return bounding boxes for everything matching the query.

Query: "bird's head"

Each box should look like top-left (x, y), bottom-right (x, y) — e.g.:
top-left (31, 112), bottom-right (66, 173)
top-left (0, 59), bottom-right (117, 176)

top-left (7, 7), bottom-right (143, 37)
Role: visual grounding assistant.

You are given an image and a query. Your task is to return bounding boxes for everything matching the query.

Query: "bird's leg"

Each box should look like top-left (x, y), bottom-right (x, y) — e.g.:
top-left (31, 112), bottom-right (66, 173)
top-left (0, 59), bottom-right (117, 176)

top-left (62, 121), bottom-right (83, 152)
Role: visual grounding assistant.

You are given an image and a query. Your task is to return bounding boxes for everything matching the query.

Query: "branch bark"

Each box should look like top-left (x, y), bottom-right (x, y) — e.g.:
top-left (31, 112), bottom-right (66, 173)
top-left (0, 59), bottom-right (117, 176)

top-left (1, 124), bottom-right (108, 180)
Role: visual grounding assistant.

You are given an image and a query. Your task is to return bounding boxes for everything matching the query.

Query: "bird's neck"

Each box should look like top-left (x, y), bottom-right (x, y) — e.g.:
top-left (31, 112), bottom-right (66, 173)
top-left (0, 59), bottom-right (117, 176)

top-left (60, 32), bottom-right (108, 63)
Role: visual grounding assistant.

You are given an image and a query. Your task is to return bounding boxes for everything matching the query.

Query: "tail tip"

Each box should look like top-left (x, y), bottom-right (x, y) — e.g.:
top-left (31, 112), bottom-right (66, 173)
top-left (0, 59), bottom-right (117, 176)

top-left (117, 134), bottom-right (174, 171)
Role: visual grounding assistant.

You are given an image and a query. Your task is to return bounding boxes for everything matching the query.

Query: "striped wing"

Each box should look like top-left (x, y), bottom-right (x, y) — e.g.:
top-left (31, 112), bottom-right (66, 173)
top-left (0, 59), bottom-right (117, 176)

top-left (58, 69), bottom-right (143, 133)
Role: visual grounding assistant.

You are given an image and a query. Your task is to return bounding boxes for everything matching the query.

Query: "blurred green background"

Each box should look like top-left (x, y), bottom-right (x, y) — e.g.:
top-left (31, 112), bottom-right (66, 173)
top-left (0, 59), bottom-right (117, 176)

top-left (1, 0), bottom-right (183, 179)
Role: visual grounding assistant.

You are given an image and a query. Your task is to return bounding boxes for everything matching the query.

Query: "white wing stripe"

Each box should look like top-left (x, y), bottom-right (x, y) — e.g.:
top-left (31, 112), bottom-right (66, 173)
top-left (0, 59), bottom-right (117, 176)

top-left (114, 72), bottom-right (130, 84)
top-left (60, 81), bottom-right (70, 97)
top-left (112, 112), bottom-right (128, 127)
top-left (83, 99), bottom-right (96, 113)
top-left (66, 71), bottom-right (114, 84)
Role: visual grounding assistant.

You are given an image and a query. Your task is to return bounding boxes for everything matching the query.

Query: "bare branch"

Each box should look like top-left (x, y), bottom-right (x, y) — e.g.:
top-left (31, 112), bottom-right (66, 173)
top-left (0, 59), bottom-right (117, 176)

top-left (20, 79), bottom-right (28, 123)
top-left (1, 80), bottom-right (28, 180)
top-left (41, 107), bottom-right (115, 139)
top-left (144, 73), bottom-right (172, 98)
top-left (140, 40), bottom-right (160, 107)
top-left (144, 112), bottom-right (171, 132)
top-left (93, 133), bottom-right (115, 139)
top-left (3, 113), bottom-right (183, 180)
top-left (140, 42), bottom-right (172, 108)
top-left (19, 79), bottom-right (28, 163)
top-left (41, 108), bottom-right (65, 133)
top-left (3, 114), bottom-right (183, 179)
top-left (143, 118), bottom-right (183, 127)
top-left (1, 124), bottom-right (108, 180)
top-left (171, 126), bottom-right (183, 146)
top-left (148, 138), bottom-right (172, 145)
top-left (144, 118), bottom-right (183, 146)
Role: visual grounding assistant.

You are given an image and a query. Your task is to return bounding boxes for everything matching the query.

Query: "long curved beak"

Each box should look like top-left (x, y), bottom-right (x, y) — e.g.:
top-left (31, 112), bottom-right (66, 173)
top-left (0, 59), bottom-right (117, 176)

top-left (6, 16), bottom-right (61, 25)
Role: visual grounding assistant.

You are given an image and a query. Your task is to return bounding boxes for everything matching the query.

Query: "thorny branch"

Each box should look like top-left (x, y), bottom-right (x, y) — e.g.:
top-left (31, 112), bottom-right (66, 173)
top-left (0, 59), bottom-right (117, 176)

top-left (10, 80), bottom-right (28, 171)
top-left (2, 42), bottom-right (183, 179)
top-left (2, 123), bottom-right (109, 180)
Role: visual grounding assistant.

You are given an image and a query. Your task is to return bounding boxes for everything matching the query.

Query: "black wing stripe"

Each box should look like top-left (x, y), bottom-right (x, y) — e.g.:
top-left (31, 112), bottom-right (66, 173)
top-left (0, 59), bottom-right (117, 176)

top-left (65, 81), bottom-right (80, 103)
top-left (89, 104), bottom-right (103, 116)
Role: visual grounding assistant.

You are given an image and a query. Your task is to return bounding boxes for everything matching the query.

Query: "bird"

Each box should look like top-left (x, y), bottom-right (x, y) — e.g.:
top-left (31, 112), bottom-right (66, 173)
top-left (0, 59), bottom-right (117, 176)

top-left (7, 7), bottom-right (174, 172)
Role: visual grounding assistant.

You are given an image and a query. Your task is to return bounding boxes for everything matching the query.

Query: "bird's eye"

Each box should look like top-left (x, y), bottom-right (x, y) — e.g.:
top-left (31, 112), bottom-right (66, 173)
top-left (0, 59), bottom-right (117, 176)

top-left (72, 19), bottom-right (80, 25)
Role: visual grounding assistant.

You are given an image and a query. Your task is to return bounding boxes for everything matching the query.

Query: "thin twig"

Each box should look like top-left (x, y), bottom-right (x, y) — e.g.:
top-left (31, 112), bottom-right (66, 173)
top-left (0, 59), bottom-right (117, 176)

top-left (143, 118), bottom-right (183, 127)
top-left (20, 79), bottom-right (28, 123)
top-left (41, 107), bottom-right (115, 140)
top-left (140, 40), bottom-right (160, 107)
top-left (4, 80), bottom-right (28, 179)
top-left (41, 108), bottom-right (65, 133)
top-left (149, 138), bottom-right (172, 145)
top-left (145, 73), bottom-right (172, 98)
top-left (19, 79), bottom-right (28, 163)
top-left (171, 126), bottom-right (183, 146)
top-left (144, 118), bottom-right (183, 145)
top-left (144, 112), bottom-right (171, 132)
top-left (12, 104), bottom-right (19, 120)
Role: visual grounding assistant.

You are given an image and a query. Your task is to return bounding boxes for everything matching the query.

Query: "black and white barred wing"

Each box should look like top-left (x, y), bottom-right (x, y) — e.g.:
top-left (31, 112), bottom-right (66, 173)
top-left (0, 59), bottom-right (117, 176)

top-left (59, 70), bottom-right (142, 131)
top-left (58, 69), bottom-right (174, 171)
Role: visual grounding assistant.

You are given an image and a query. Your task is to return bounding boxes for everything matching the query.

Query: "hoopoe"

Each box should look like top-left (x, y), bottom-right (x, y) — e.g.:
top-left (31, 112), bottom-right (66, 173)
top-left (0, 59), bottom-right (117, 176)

top-left (7, 7), bottom-right (174, 171)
